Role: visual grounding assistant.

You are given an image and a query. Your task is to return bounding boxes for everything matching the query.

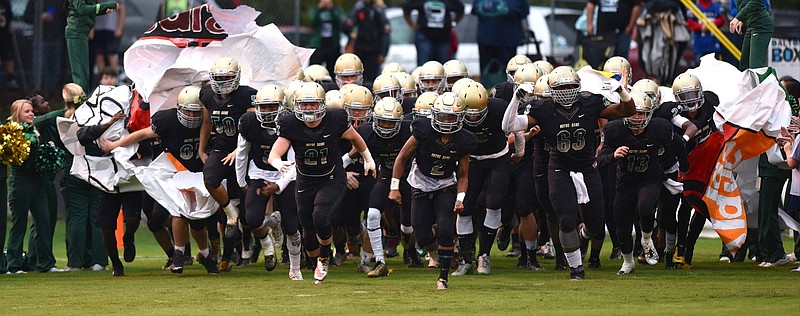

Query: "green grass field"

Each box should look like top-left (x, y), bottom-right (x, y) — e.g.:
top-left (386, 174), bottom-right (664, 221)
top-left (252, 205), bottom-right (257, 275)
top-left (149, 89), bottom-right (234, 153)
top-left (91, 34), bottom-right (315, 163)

top-left (1, 221), bottom-right (798, 315)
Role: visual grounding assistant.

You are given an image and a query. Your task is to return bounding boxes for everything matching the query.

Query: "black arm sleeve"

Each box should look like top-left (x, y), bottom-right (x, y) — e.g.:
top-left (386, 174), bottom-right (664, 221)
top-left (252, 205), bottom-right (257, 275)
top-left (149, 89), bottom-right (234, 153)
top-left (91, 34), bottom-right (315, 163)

top-left (77, 125), bottom-right (104, 146)
top-left (671, 132), bottom-right (690, 172)
top-left (596, 142), bottom-right (617, 168)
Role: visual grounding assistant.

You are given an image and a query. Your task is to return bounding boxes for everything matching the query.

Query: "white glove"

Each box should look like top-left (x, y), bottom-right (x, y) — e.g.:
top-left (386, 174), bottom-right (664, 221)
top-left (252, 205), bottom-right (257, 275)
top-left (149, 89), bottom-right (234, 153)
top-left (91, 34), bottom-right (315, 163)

top-left (515, 82), bottom-right (534, 101)
top-left (360, 149), bottom-right (376, 176)
top-left (270, 158), bottom-right (295, 174)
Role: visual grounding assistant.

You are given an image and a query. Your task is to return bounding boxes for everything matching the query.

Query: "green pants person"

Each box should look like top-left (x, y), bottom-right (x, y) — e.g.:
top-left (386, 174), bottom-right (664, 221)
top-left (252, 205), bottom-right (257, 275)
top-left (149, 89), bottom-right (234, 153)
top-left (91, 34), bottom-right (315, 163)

top-left (65, 0), bottom-right (118, 91)
top-left (7, 167), bottom-right (57, 272)
top-left (25, 173), bottom-right (59, 270)
top-left (757, 160), bottom-right (789, 263)
top-left (733, 0), bottom-right (773, 70)
top-left (0, 164), bottom-right (8, 273)
top-left (63, 174), bottom-right (108, 269)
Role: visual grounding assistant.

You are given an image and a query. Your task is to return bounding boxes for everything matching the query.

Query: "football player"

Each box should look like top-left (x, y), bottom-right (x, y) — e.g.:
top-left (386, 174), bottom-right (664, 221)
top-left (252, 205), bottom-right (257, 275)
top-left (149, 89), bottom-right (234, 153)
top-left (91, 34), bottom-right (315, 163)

top-left (443, 59), bottom-right (469, 92)
top-left (502, 66), bottom-right (636, 280)
top-left (492, 55), bottom-right (534, 102)
top-left (235, 84), bottom-right (302, 278)
top-left (390, 92), bottom-right (478, 290)
top-left (198, 56), bottom-right (258, 272)
top-left (333, 53), bottom-right (366, 90)
top-left (597, 91), bottom-right (689, 275)
top-left (268, 82), bottom-right (376, 285)
top-left (98, 86), bottom-right (220, 275)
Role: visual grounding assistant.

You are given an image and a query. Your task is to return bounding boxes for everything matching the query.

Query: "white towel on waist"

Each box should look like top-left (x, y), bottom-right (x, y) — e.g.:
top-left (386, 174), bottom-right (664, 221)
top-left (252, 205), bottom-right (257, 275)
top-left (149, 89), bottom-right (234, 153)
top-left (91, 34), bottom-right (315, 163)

top-left (569, 171), bottom-right (590, 204)
top-left (663, 178), bottom-right (684, 195)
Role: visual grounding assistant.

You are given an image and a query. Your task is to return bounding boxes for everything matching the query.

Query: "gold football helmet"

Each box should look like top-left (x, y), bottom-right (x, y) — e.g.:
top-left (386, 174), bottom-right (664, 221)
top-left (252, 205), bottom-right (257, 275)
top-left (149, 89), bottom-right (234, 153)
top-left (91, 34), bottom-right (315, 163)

top-left (458, 82), bottom-right (489, 127)
top-left (342, 84), bottom-right (374, 124)
top-left (672, 73), bottom-right (704, 112)
top-left (506, 55), bottom-right (532, 83)
top-left (418, 61), bottom-right (446, 93)
top-left (413, 91), bottom-right (438, 120)
top-left (431, 92), bottom-right (467, 134)
top-left (532, 60), bottom-right (554, 74)
top-left (177, 86), bottom-right (204, 128)
top-left (443, 60), bottom-right (469, 92)
top-left (372, 74), bottom-right (402, 103)
top-left (632, 79), bottom-right (661, 107)
top-left (304, 64), bottom-right (333, 83)
top-left (393, 72), bottom-right (417, 99)
top-left (603, 56), bottom-right (632, 86)
top-left (624, 90), bottom-right (655, 130)
top-left (293, 82), bottom-right (326, 122)
top-left (548, 66), bottom-right (581, 109)
top-left (334, 53), bottom-right (364, 87)
top-left (372, 97), bottom-right (404, 138)
top-left (325, 90), bottom-right (344, 110)
top-left (253, 84), bottom-right (284, 124)
top-left (382, 62), bottom-right (406, 75)
top-left (209, 56), bottom-right (240, 95)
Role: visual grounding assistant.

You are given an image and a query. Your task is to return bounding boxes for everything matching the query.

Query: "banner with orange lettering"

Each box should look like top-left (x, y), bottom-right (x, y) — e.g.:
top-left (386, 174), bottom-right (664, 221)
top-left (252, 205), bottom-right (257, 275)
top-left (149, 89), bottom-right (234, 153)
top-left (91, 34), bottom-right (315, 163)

top-left (684, 65), bottom-right (793, 254)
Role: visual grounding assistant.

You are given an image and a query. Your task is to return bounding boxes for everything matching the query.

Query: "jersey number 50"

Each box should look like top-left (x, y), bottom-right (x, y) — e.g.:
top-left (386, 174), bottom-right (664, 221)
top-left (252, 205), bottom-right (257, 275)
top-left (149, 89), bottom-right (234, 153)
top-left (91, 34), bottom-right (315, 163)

top-left (211, 116), bottom-right (237, 137)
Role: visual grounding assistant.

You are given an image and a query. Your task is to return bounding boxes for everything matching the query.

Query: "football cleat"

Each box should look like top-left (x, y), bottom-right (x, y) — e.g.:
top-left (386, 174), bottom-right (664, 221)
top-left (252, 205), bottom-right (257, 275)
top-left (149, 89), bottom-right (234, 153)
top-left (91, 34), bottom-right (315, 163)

top-left (313, 258), bottom-right (329, 284)
top-left (542, 241), bottom-right (555, 259)
top-left (198, 253), bottom-right (220, 275)
top-left (171, 249), bottom-right (186, 274)
top-left (496, 227), bottom-right (511, 251)
top-left (428, 251), bottom-right (439, 269)
top-left (357, 253), bottom-right (372, 273)
top-left (436, 278), bottom-right (449, 290)
top-left (123, 237), bottom-right (136, 263)
top-left (219, 260), bottom-right (233, 272)
top-left (618, 261), bottom-right (636, 275)
top-left (477, 254), bottom-right (491, 275)
top-left (642, 238), bottom-right (659, 265)
top-left (555, 256), bottom-right (568, 271)
top-left (264, 255), bottom-right (277, 271)
top-left (367, 261), bottom-right (389, 278)
top-left (609, 247), bottom-right (623, 260)
top-left (407, 249), bottom-right (424, 268)
top-left (289, 268), bottom-right (304, 281)
top-left (569, 265), bottom-right (585, 280)
top-left (112, 265), bottom-right (124, 277)
top-left (162, 257), bottom-right (174, 270)
top-left (451, 262), bottom-right (474, 276)
top-left (588, 256), bottom-right (602, 270)
top-left (269, 212), bottom-right (283, 246)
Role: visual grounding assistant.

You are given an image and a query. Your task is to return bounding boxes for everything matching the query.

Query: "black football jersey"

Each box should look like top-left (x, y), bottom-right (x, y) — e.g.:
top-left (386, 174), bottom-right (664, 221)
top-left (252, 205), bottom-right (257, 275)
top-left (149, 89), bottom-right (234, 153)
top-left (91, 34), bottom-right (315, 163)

top-left (239, 112), bottom-right (279, 171)
top-left (357, 120), bottom-right (413, 178)
top-left (410, 118), bottom-right (478, 179)
top-left (277, 109), bottom-right (351, 177)
top-left (464, 98), bottom-right (508, 156)
top-left (652, 101), bottom-right (685, 170)
top-left (199, 84), bottom-right (257, 152)
top-left (150, 108), bottom-right (204, 172)
top-left (321, 82), bottom-right (339, 92)
top-left (599, 118), bottom-right (677, 187)
top-left (492, 81), bottom-right (515, 104)
top-left (684, 91), bottom-right (719, 153)
top-left (527, 95), bottom-right (605, 172)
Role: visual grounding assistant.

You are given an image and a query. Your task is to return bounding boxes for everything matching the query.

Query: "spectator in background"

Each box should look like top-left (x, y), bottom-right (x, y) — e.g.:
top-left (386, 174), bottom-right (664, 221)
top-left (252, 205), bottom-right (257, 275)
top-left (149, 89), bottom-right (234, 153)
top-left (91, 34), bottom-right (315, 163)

top-left (90, 0), bottom-right (125, 78)
top-left (729, 0), bottom-right (772, 70)
top-left (472, 0), bottom-right (529, 88)
top-left (0, 0), bottom-right (19, 91)
top-left (403, 0), bottom-right (464, 65)
top-left (98, 67), bottom-right (118, 86)
top-left (65, 0), bottom-right (119, 93)
top-left (24, 0), bottom-right (67, 91)
top-left (686, 0), bottom-right (726, 66)
top-left (158, 0), bottom-right (191, 20)
top-left (344, 0), bottom-right (390, 83)
top-left (586, 0), bottom-right (643, 60)
top-left (309, 0), bottom-right (346, 76)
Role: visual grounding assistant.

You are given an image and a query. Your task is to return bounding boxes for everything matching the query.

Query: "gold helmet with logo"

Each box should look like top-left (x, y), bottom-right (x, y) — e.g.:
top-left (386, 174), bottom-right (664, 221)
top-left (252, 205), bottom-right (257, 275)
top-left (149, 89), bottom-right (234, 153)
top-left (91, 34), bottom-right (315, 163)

top-left (253, 84), bottom-right (284, 124)
top-left (209, 56), bottom-right (240, 95)
top-left (443, 59), bottom-right (469, 92)
top-left (334, 53), bottom-right (364, 87)
top-left (372, 74), bottom-right (402, 103)
top-left (431, 92), bottom-right (467, 134)
top-left (457, 82), bottom-right (489, 127)
top-left (418, 61), bottom-right (446, 93)
top-left (293, 82), bottom-right (326, 122)
top-left (624, 90), bottom-right (655, 130)
top-left (548, 66), bottom-right (581, 109)
top-left (413, 91), bottom-right (438, 120)
top-left (506, 55), bottom-right (532, 83)
top-left (372, 97), bottom-right (404, 138)
top-left (304, 64), bottom-right (333, 83)
top-left (177, 86), bottom-right (204, 128)
top-left (672, 72), bottom-right (704, 112)
top-left (342, 84), bottom-right (374, 124)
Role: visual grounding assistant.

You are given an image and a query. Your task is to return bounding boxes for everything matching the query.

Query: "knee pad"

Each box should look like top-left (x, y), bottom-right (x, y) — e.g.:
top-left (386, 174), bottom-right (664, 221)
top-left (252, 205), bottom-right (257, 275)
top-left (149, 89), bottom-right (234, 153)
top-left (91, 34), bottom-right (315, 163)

top-left (188, 218), bottom-right (206, 231)
top-left (437, 233), bottom-right (454, 248)
top-left (400, 224), bottom-right (414, 235)
top-left (559, 229), bottom-right (581, 252)
top-left (483, 208), bottom-right (502, 230)
top-left (317, 225), bottom-right (333, 241)
top-left (456, 215), bottom-right (474, 235)
top-left (302, 231), bottom-right (319, 251)
top-left (366, 208), bottom-right (381, 231)
top-left (146, 219), bottom-right (165, 233)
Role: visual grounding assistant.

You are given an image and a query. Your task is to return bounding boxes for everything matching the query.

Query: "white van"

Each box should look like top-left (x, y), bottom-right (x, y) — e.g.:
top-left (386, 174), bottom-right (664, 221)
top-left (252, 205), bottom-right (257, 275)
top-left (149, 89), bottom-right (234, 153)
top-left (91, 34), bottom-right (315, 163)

top-left (384, 5), bottom-right (581, 76)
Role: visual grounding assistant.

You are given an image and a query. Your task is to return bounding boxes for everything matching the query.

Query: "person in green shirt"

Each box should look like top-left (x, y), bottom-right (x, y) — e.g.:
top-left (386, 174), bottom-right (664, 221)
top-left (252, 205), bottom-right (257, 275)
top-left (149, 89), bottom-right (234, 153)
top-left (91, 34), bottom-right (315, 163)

top-left (728, 0), bottom-right (773, 70)
top-left (308, 0), bottom-right (346, 75)
top-left (65, 0), bottom-right (119, 93)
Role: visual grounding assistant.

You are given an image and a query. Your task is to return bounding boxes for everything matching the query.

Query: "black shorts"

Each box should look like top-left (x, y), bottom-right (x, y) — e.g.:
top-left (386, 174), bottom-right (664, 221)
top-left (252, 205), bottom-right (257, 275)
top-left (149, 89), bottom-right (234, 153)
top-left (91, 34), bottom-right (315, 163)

top-left (411, 185), bottom-right (457, 248)
top-left (506, 158), bottom-right (536, 217)
top-left (295, 169), bottom-right (347, 238)
top-left (340, 173), bottom-right (376, 236)
top-left (203, 150), bottom-right (240, 199)
top-left (0, 33), bottom-right (12, 60)
top-left (92, 30), bottom-right (119, 55)
top-left (96, 191), bottom-right (143, 230)
top-left (244, 179), bottom-right (301, 235)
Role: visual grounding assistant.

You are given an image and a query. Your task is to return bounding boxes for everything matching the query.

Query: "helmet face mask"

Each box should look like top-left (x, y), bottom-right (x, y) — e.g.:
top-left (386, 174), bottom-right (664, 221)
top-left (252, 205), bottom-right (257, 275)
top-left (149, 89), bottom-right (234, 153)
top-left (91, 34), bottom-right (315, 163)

top-left (548, 66), bottom-right (581, 109)
top-left (176, 86), bottom-right (204, 128)
top-left (624, 91), bottom-right (654, 130)
top-left (676, 89), bottom-right (704, 112)
top-left (210, 57), bottom-right (241, 95)
top-left (253, 84), bottom-right (285, 126)
top-left (255, 102), bottom-right (281, 125)
top-left (334, 53), bottom-right (365, 88)
top-left (443, 60), bottom-right (468, 92)
top-left (373, 74), bottom-right (403, 104)
top-left (506, 55), bottom-right (532, 83)
top-left (431, 92), bottom-right (465, 134)
top-left (293, 83), bottom-right (327, 122)
top-left (342, 85), bottom-right (374, 124)
top-left (372, 97), bottom-right (404, 139)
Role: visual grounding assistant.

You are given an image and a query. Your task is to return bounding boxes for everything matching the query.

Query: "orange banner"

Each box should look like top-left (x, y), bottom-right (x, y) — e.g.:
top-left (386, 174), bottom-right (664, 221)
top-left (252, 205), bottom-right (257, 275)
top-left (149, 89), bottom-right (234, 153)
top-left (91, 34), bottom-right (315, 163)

top-left (701, 123), bottom-right (775, 253)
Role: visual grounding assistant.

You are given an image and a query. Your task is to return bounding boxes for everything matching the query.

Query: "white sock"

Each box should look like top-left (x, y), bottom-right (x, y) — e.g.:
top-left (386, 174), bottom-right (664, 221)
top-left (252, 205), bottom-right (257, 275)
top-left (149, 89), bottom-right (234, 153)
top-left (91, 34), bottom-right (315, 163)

top-left (287, 232), bottom-right (302, 270)
top-left (565, 249), bottom-right (583, 268)
top-left (642, 231), bottom-right (653, 242)
top-left (261, 236), bottom-right (275, 256)
top-left (623, 252), bottom-right (635, 265)
top-left (524, 239), bottom-right (538, 251)
top-left (366, 208), bottom-right (384, 263)
top-left (175, 246), bottom-right (186, 253)
top-left (198, 248), bottom-right (210, 258)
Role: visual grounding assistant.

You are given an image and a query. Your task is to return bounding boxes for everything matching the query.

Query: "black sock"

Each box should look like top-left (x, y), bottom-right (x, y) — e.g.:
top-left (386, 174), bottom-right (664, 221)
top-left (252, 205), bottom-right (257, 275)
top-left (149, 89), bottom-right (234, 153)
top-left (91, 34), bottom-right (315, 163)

top-left (103, 229), bottom-right (122, 267)
top-left (438, 249), bottom-right (454, 281)
top-left (590, 247), bottom-right (601, 260)
top-left (457, 234), bottom-right (474, 264)
top-left (166, 248), bottom-right (175, 259)
top-left (511, 233), bottom-right (520, 246)
top-left (222, 234), bottom-right (236, 261)
top-left (478, 226), bottom-right (498, 256)
top-left (319, 244), bottom-right (332, 261)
